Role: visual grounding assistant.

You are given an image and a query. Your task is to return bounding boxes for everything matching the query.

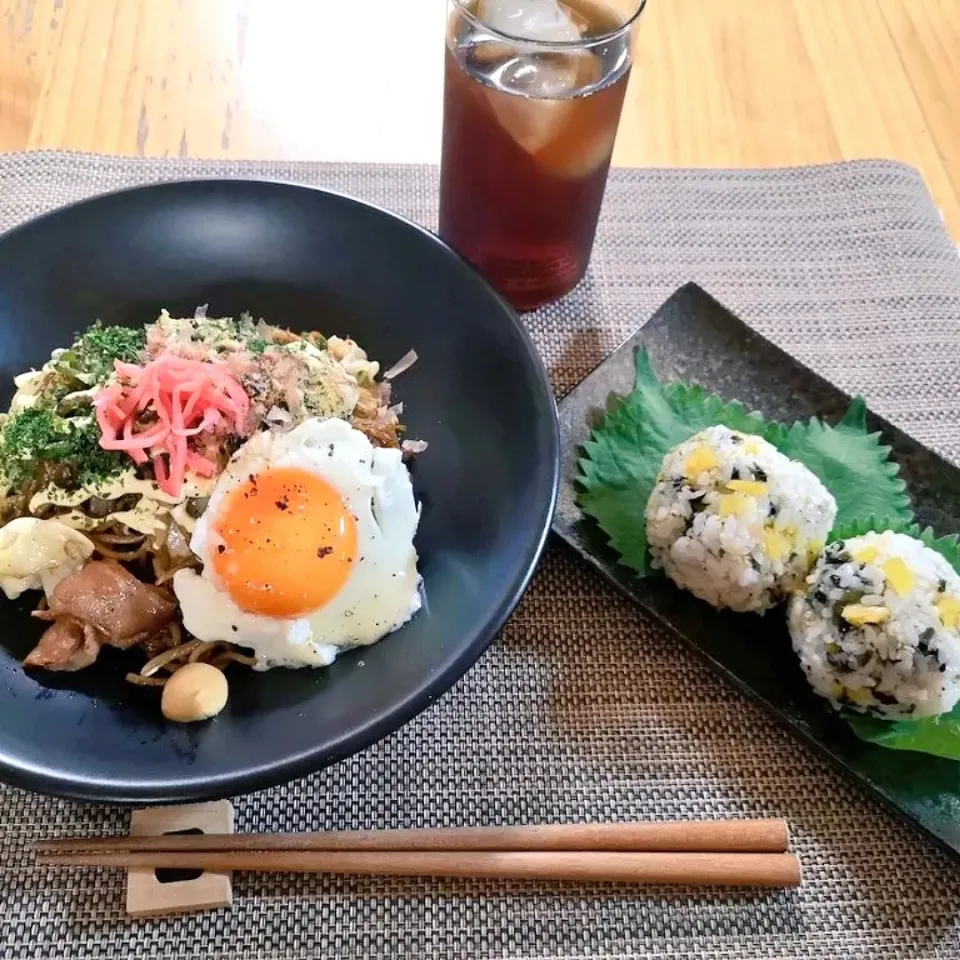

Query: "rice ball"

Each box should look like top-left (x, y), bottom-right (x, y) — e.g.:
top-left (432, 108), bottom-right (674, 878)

top-left (645, 426), bottom-right (837, 612)
top-left (789, 531), bottom-right (960, 719)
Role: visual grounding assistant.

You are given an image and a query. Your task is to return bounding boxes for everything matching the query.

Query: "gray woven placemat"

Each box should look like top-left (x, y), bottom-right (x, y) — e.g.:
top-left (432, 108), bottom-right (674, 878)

top-left (2, 152), bottom-right (960, 960)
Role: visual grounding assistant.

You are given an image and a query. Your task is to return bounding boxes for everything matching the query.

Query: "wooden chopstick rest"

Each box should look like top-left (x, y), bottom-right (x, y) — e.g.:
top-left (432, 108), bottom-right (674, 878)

top-left (122, 801), bottom-right (235, 918)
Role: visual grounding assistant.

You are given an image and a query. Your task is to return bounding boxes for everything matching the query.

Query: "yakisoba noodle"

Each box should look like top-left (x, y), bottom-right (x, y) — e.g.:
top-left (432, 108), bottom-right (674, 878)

top-left (0, 309), bottom-right (420, 720)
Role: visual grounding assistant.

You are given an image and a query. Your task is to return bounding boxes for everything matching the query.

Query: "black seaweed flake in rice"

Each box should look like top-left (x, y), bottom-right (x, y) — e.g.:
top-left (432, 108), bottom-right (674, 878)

top-left (768, 503), bottom-right (779, 519)
top-left (671, 476), bottom-right (686, 490)
top-left (873, 690), bottom-right (899, 706)
top-left (939, 579), bottom-right (948, 593)
top-left (824, 542), bottom-right (851, 565)
top-left (753, 466), bottom-right (768, 482)
top-left (813, 589), bottom-right (828, 605)
top-left (730, 467), bottom-right (740, 480)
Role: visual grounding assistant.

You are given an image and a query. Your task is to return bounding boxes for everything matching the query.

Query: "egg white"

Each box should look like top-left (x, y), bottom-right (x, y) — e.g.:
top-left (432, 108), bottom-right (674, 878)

top-left (173, 417), bottom-right (421, 669)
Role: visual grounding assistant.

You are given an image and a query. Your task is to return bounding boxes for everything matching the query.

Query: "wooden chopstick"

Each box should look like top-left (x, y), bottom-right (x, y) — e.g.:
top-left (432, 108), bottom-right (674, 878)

top-left (35, 819), bottom-right (790, 855)
top-left (35, 821), bottom-right (801, 888)
top-left (35, 850), bottom-right (802, 887)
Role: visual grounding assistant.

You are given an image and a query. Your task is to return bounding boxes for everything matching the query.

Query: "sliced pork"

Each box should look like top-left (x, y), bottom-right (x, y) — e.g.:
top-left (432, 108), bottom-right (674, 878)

top-left (40, 560), bottom-right (176, 648)
top-left (23, 618), bottom-right (101, 672)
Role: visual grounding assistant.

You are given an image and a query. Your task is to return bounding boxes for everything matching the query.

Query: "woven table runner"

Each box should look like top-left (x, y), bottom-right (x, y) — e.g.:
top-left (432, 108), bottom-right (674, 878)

top-left (2, 152), bottom-right (960, 960)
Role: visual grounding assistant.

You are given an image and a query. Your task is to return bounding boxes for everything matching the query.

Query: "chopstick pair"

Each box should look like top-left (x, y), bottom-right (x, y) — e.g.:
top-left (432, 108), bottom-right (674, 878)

top-left (35, 819), bottom-right (802, 888)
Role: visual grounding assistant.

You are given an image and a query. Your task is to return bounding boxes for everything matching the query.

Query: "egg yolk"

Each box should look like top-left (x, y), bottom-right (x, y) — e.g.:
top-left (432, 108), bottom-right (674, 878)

top-left (211, 466), bottom-right (357, 617)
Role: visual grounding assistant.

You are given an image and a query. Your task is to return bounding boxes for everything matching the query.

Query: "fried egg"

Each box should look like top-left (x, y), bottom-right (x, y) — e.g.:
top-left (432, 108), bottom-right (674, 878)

top-left (173, 418), bottom-right (421, 669)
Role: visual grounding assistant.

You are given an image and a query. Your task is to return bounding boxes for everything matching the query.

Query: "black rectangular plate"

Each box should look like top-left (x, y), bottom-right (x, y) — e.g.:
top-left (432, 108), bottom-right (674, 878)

top-left (553, 282), bottom-right (960, 859)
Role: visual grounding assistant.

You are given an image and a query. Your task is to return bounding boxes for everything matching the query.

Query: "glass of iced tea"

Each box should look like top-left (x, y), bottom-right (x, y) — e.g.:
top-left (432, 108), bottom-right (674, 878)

top-left (440, 0), bottom-right (646, 312)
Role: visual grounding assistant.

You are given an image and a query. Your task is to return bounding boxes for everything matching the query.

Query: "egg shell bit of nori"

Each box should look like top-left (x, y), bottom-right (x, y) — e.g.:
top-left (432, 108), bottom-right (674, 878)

top-left (645, 425), bottom-right (837, 613)
top-left (577, 347), bottom-right (914, 579)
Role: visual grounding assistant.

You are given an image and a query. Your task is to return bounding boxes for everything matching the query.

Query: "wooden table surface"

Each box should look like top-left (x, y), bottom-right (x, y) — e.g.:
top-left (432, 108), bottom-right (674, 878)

top-left (0, 0), bottom-right (958, 238)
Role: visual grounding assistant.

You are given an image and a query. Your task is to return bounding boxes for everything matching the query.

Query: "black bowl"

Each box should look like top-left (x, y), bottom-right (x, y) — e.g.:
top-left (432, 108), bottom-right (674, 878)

top-left (0, 179), bottom-right (559, 803)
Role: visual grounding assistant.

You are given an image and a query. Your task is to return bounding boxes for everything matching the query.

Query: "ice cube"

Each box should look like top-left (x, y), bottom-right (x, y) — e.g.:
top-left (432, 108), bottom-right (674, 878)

top-left (498, 51), bottom-right (580, 98)
top-left (484, 45), bottom-right (605, 156)
top-left (483, 54), bottom-right (578, 154)
top-left (478, 0), bottom-right (584, 43)
top-left (487, 49), bottom-right (613, 176)
top-left (470, 39), bottom-right (516, 68)
top-left (487, 92), bottom-right (573, 156)
top-left (534, 114), bottom-right (618, 179)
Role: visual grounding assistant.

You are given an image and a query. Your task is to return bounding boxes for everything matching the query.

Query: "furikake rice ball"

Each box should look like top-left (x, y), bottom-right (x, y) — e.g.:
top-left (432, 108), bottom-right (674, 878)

top-left (789, 531), bottom-right (960, 719)
top-left (645, 426), bottom-right (837, 613)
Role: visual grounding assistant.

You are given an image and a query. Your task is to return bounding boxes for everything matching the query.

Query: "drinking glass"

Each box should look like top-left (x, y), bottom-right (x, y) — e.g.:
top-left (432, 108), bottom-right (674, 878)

top-left (439, 0), bottom-right (646, 312)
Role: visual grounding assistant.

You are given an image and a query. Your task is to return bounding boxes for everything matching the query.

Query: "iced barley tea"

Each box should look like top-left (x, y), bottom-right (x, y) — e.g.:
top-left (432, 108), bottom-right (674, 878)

top-left (439, 0), bottom-right (642, 311)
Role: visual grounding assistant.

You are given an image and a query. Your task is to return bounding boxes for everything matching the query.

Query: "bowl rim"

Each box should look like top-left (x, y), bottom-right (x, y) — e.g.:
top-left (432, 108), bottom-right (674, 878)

top-left (0, 178), bottom-right (561, 803)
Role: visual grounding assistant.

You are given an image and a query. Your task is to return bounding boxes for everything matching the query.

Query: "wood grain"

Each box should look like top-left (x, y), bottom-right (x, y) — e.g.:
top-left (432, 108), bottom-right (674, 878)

top-left (1, 0), bottom-right (958, 236)
top-left (40, 849), bottom-right (804, 887)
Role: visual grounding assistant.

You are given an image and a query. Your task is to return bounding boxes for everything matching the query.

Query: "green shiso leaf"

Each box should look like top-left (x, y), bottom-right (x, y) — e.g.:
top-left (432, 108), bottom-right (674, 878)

top-left (916, 528), bottom-right (960, 574)
top-left (829, 514), bottom-right (914, 541)
top-left (577, 349), bottom-right (767, 575)
top-left (767, 398), bottom-right (912, 536)
top-left (576, 348), bottom-right (915, 577)
top-left (847, 704), bottom-right (960, 762)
